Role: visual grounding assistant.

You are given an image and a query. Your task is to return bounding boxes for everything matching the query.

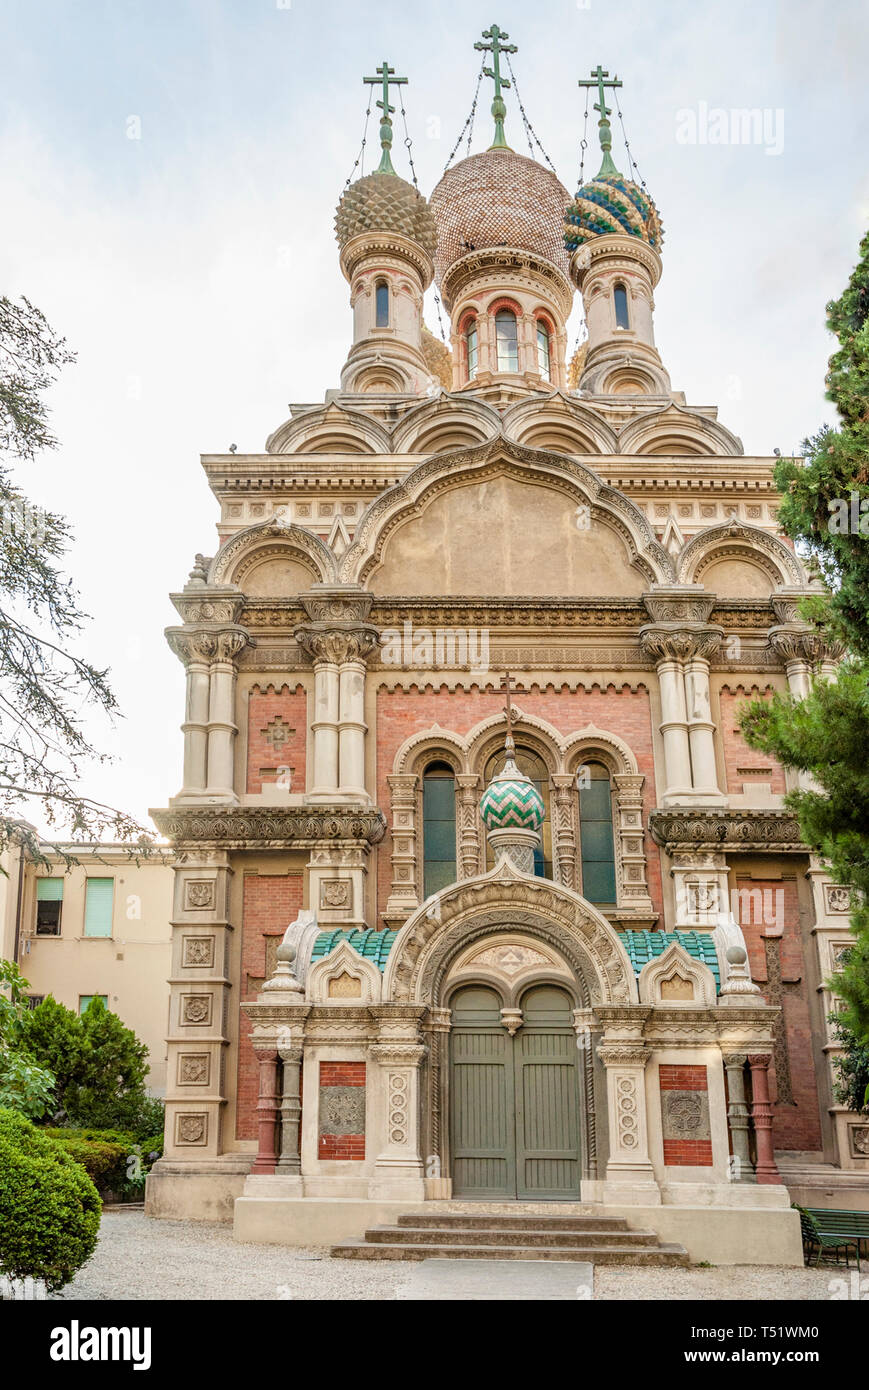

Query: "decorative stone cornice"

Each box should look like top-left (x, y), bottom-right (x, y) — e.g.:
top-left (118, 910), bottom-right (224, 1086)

top-left (170, 586), bottom-right (244, 626)
top-left (150, 804), bottom-right (387, 848)
top-left (642, 586), bottom-right (716, 625)
top-left (649, 808), bottom-right (804, 854)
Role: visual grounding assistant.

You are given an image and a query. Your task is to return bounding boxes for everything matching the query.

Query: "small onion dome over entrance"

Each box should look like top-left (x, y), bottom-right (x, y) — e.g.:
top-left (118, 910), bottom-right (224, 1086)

top-left (479, 752), bottom-right (545, 832)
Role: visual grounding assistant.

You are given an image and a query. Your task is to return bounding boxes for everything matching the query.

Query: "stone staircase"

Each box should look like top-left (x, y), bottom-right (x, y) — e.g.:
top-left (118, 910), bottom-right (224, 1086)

top-left (331, 1209), bottom-right (690, 1264)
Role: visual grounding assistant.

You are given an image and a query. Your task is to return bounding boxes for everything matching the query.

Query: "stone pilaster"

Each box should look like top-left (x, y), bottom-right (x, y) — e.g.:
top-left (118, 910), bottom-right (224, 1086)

top-left (596, 1005), bottom-right (660, 1204)
top-left (384, 773), bottom-right (420, 927)
top-left (369, 1004), bottom-right (428, 1200)
top-left (456, 773), bottom-right (483, 880)
top-left (722, 1052), bottom-right (755, 1182)
top-left (551, 773), bottom-right (578, 890)
top-left (611, 773), bottom-right (655, 916)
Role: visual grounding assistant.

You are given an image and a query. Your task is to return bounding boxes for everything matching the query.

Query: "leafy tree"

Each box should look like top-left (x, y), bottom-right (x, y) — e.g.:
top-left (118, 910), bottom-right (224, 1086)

top-left (0, 1107), bottom-right (100, 1291)
top-left (829, 1015), bottom-right (869, 1115)
top-left (0, 294), bottom-right (151, 861)
top-left (740, 230), bottom-right (869, 1043)
top-left (0, 958), bottom-right (54, 1119)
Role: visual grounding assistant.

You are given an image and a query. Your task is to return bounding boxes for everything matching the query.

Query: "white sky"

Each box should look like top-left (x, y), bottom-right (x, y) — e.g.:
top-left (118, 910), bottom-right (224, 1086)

top-left (1, 0), bottom-right (867, 837)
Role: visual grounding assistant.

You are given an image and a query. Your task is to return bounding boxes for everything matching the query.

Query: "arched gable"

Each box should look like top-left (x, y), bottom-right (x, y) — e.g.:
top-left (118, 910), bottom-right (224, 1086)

top-left (676, 520), bottom-right (805, 593)
top-left (502, 391), bottom-right (619, 455)
top-left (618, 403), bottom-right (743, 457)
top-left (208, 520), bottom-right (338, 592)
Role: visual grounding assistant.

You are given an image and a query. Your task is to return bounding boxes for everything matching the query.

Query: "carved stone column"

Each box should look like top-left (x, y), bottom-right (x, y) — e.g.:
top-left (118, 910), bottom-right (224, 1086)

top-left (640, 629), bottom-right (693, 802)
top-left (369, 1004), bottom-right (428, 1200)
top-left (426, 1007), bottom-right (453, 1198)
top-left (456, 773), bottom-right (482, 879)
top-left (611, 773), bottom-right (654, 916)
top-left (251, 1047), bottom-right (280, 1174)
top-left (596, 1005), bottom-right (660, 1204)
top-left (276, 1042), bottom-right (303, 1176)
top-left (166, 632), bottom-right (212, 798)
top-left (384, 773), bottom-right (420, 927)
top-left (684, 630), bottom-right (725, 802)
top-left (769, 621), bottom-right (845, 791)
top-left (722, 1052), bottom-right (755, 1182)
top-left (295, 631), bottom-right (341, 799)
top-left (551, 773), bottom-right (578, 890)
top-left (747, 1053), bottom-right (782, 1185)
top-left (206, 629), bottom-right (251, 799)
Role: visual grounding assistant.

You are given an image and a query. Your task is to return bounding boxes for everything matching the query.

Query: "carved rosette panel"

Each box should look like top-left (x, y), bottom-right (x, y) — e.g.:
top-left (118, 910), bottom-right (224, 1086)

top-left (612, 774), bottom-right (653, 910)
top-left (385, 773), bottom-right (420, 922)
top-left (387, 1072), bottom-right (410, 1146)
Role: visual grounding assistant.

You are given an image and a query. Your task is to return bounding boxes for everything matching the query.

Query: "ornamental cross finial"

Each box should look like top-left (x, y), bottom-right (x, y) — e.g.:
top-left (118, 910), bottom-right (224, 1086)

top-left (363, 60), bottom-right (408, 175)
top-left (500, 670), bottom-right (517, 760)
top-left (474, 23), bottom-right (517, 150)
top-left (577, 64), bottom-right (623, 178)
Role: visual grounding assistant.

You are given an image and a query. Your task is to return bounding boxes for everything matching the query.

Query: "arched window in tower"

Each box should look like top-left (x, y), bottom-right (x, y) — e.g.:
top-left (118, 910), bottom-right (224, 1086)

top-left (495, 309), bottom-right (519, 373)
top-left (577, 761), bottom-right (617, 905)
top-left (613, 283), bottom-right (630, 331)
top-left (484, 745), bottom-right (552, 878)
top-left (463, 318), bottom-right (479, 382)
top-left (536, 318), bottom-right (552, 379)
top-left (375, 280), bottom-right (389, 328)
top-left (422, 762), bottom-right (457, 898)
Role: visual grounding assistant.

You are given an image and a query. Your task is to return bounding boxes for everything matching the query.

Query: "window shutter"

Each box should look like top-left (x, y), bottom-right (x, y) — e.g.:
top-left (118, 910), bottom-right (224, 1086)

top-left (84, 878), bottom-right (114, 937)
top-left (36, 878), bottom-right (64, 901)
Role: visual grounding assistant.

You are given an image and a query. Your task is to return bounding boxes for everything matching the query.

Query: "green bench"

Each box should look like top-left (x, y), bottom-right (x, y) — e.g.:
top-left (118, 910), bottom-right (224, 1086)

top-left (797, 1207), bottom-right (869, 1270)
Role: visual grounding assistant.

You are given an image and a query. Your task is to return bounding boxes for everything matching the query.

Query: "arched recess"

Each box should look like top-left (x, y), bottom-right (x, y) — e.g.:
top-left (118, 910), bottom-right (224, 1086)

top-left (676, 520), bottom-right (805, 595)
top-left (265, 404), bottom-right (393, 455)
top-left (208, 520), bottom-right (338, 592)
top-left (338, 434), bottom-right (675, 593)
top-left (618, 404), bottom-right (744, 457)
top-left (383, 862), bottom-right (638, 1186)
top-left (391, 394), bottom-right (500, 454)
top-left (502, 392), bottom-right (618, 455)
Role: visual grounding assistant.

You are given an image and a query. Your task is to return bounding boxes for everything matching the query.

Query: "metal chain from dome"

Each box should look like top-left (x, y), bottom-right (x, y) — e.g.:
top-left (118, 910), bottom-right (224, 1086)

top-left (444, 57), bottom-right (485, 171)
top-left (578, 86), bottom-right (590, 186)
top-left (432, 291), bottom-right (447, 343)
top-left (398, 87), bottom-right (420, 190)
top-left (343, 100), bottom-right (372, 188)
top-left (503, 52), bottom-right (557, 173)
top-left (613, 87), bottom-right (648, 191)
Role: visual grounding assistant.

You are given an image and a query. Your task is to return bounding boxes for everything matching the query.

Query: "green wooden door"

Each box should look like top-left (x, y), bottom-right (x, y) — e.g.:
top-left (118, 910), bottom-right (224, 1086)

top-left (449, 983), bottom-right (580, 1199)
top-left (514, 986), bottom-right (581, 1199)
top-left (450, 986), bottom-right (515, 1197)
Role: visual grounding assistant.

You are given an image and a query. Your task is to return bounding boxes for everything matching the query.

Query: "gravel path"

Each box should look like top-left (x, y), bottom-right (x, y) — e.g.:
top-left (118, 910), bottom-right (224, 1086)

top-left (56, 1211), bottom-right (842, 1301)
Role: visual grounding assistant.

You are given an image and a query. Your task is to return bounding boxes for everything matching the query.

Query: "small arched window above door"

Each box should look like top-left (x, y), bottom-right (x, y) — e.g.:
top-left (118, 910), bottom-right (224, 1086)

top-left (375, 280), bottom-right (389, 328)
top-left (422, 761), bottom-right (457, 898)
top-left (577, 760), bottom-right (617, 905)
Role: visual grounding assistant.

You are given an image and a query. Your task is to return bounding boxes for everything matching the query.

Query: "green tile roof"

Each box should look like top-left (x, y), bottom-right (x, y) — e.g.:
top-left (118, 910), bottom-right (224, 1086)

top-left (311, 927), bottom-right (720, 990)
top-left (311, 929), bottom-right (398, 973)
top-left (620, 930), bottom-right (721, 991)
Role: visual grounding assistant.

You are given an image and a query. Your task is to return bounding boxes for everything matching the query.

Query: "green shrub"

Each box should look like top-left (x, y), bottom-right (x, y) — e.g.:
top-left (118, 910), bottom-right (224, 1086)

top-left (0, 1107), bottom-right (100, 1291)
top-left (43, 1129), bottom-right (131, 1196)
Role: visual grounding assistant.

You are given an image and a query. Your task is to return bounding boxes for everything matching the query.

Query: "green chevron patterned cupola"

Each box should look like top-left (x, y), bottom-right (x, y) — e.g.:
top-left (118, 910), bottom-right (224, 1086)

top-left (479, 674), bottom-right (545, 833)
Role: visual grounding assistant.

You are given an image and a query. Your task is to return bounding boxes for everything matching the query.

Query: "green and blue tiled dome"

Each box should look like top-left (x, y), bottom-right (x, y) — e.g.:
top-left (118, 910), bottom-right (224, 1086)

top-left (564, 173), bottom-right (663, 253)
top-left (479, 755), bottom-right (545, 833)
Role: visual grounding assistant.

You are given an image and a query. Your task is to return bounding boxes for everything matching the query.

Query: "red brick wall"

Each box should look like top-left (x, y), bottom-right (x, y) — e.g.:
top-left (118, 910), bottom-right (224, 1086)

top-left (719, 686), bottom-right (786, 794)
top-left (735, 875), bottom-right (822, 1152)
top-left (236, 872), bottom-right (304, 1140)
top-left (319, 1061), bottom-right (366, 1160)
top-left (246, 684), bottom-right (307, 794)
top-left (660, 1063), bottom-right (713, 1165)
top-left (374, 682), bottom-right (661, 919)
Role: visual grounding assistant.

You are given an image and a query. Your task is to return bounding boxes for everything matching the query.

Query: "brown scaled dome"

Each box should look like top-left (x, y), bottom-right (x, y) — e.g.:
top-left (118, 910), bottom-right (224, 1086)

top-left (335, 171), bottom-right (438, 256)
top-left (429, 148), bottom-right (571, 289)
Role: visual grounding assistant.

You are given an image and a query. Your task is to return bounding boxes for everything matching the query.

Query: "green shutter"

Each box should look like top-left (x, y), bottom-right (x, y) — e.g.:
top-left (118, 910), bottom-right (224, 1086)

top-left (36, 878), bottom-right (63, 901)
top-left (84, 878), bottom-right (114, 937)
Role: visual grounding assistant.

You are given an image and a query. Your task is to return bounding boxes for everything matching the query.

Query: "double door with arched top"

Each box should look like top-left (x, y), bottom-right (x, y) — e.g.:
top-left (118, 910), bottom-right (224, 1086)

top-left (448, 983), bottom-right (581, 1199)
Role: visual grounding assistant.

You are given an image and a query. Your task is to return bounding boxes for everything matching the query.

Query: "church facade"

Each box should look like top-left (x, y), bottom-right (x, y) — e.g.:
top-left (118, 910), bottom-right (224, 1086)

top-left (145, 45), bottom-right (865, 1264)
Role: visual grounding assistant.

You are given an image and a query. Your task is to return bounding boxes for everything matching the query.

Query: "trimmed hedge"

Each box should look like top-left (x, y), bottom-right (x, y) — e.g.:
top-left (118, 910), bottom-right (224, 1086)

top-left (0, 1107), bottom-right (100, 1291)
top-left (43, 1129), bottom-right (131, 1195)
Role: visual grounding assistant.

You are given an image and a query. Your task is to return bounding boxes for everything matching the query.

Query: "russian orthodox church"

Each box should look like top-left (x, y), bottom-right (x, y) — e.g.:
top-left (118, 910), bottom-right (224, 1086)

top-left (146, 34), bottom-right (866, 1264)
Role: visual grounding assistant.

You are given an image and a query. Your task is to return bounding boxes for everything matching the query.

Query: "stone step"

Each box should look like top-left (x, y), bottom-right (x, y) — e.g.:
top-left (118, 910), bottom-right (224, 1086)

top-left (396, 1211), bottom-right (633, 1232)
top-left (368, 1225), bottom-right (661, 1249)
top-left (332, 1240), bottom-right (690, 1266)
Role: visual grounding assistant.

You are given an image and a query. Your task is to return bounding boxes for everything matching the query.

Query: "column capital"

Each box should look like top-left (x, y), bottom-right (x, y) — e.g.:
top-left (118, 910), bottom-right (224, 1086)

top-left (639, 623), bottom-right (724, 664)
top-left (166, 625), bottom-right (253, 666)
top-left (768, 623), bottom-right (845, 666)
top-left (294, 623), bottom-right (381, 666)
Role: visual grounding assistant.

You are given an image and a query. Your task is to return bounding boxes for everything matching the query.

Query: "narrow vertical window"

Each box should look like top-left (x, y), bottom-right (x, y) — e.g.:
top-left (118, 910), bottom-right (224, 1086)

top-left (464, 319), bottom-right (478, 381)
top-left (536, 319), bottom-right (551, 379)
top-left (495, 310), bottom-right (519, 372)
top-left (578, 762), bottom-right (617, 905)
top-left (422, 762), bottom-right (456, 897)
top-left (375, 281), bottom-right (389, 328)
top-left (36, 878), bottom-right (63, 936)
top-left (83, 878), bottom-right (114, 938)
top-left (613, 283), bottom-right (630, 330)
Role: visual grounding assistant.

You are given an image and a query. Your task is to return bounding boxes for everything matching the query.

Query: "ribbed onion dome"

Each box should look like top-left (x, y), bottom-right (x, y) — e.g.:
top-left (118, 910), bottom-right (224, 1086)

top-left (564, 173), bottom-right (663, 253)
top-left (335, 171), bottom-right (438, 256)
top-left (479, 755), bottom-right (545, 833)
top-left (430, 149), bottom-right (571, 290)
